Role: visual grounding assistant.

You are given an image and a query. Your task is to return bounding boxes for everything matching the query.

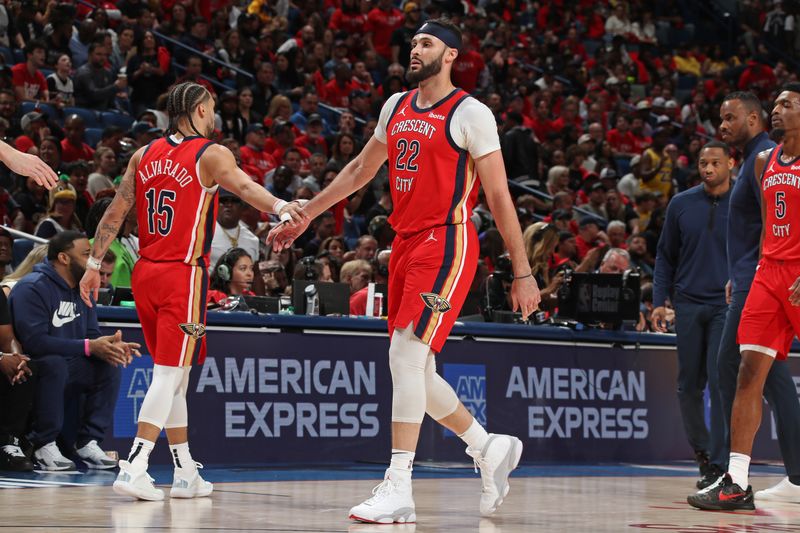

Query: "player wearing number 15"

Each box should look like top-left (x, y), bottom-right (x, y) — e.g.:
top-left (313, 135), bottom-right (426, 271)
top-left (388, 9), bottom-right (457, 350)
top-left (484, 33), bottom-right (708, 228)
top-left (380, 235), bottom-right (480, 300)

top-left (689, 84), bottom-right (800, 510)
top-left (77, 82), bottom-right (307, 502)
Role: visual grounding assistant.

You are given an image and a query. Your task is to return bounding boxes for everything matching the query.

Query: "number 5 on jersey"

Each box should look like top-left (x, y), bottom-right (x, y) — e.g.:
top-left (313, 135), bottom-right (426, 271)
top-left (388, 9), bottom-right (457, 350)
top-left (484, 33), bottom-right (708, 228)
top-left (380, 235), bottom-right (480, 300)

top-left (145, 188), bottom-right (176, 236)
top-left (776, 191), bottom-right (787, 219)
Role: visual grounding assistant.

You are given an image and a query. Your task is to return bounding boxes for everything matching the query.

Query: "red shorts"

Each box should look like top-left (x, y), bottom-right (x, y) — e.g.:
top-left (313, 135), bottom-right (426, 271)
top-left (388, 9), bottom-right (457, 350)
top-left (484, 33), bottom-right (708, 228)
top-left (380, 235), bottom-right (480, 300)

top-left (737, 259), bottom-right (800, 360)
top-left (388, 224), bottom-right (478, 353)
top-left (131, 258), bottom-right (209, 367)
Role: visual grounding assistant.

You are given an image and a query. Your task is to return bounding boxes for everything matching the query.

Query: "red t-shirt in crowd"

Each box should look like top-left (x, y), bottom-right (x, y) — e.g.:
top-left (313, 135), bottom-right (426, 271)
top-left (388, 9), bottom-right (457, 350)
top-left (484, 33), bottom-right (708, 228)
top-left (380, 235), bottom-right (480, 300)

top-left (606, 129), bottom-right (637, 155)
top-left (366, 7), bottom-right (404, 60)
top-left (61, 139), bottom-right (95, 163)
top-left (349, 286), bottom-right (369, 315)
top-left (240, 145), bottom-right (277, 185)
top-left (452, 50), bottom-right (485, 94)
top-left (272, 145), bottom-right (312, 166)
top-left (295, 135), bottom-right (329, 157)
top-left (323, 79), bottom-right (361, 108)
top-left (15, 135), bottom-right (36, 153)
top-left (11, 64), bottom-right (46, 100)
top-left (329, 9), bottom-right (368, 35)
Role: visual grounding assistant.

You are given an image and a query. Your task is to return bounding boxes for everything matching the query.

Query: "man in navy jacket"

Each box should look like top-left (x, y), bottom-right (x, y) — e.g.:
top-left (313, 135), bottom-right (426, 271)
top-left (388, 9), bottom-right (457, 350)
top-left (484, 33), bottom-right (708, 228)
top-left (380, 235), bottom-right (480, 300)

top-left (652, 141), bottom-right (733, 489)
top-left (9, 231), bottom-right (140, 471)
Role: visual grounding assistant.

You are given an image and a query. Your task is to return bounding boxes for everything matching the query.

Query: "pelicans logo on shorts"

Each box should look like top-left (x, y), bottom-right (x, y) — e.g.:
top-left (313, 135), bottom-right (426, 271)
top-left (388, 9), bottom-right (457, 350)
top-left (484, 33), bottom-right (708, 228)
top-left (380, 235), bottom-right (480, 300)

top-left (179, 322), bottom-right (206, 339)
top-left (420, 292), bottom-right (451, 313)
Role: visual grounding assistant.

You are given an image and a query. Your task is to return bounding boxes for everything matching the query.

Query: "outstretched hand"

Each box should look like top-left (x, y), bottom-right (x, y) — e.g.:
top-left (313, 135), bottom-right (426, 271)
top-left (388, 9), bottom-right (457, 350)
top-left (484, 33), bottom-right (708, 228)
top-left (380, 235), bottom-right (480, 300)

top-left (278, 200), bottom-right (310, 225)
top-left (268, 217), bottom-right (311, 251)
top-left (80, 269), bottom-right (100, 307)
top-left (3, 147), bottom-right (59, 189)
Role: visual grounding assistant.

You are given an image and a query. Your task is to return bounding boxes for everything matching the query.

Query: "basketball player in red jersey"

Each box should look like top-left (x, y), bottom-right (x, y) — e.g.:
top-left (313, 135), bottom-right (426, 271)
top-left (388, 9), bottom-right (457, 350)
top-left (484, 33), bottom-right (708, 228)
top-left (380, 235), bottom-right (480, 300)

top-left (269, 19), bottom-right (540, 523)
top-left (689, 83), bottom-right (800, 510)
top-left (78, 82), bottom-right (306, 501)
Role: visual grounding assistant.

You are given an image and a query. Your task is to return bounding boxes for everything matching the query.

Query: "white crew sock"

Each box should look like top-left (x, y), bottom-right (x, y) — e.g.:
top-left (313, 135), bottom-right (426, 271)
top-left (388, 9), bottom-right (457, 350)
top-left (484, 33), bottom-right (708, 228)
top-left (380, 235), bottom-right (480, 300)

top-left (459, 419), bottom-right (489, 451)
top-left (729, 452), bottom-right (751, 489)
top-left (127, 438), bottom-right (155, 469)
top-left (170, 442), bottom-right (196, 473)
top-left (389, 449), bottom-right (414, 480)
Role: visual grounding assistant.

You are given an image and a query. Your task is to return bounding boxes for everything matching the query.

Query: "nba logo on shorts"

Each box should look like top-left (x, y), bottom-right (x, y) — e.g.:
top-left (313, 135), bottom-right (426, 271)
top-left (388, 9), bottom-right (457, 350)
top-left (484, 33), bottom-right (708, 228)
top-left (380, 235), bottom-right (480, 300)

top-left (443, 364), bottom-right (486, 437)
top-left (113, 356), bottom-right (153, 438)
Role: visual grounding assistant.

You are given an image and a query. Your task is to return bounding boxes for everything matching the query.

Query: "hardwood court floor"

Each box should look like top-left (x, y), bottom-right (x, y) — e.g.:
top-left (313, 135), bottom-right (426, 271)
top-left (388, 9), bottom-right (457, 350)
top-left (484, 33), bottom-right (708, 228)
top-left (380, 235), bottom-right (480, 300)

top-left (1, 468), bottom-right (800, 532)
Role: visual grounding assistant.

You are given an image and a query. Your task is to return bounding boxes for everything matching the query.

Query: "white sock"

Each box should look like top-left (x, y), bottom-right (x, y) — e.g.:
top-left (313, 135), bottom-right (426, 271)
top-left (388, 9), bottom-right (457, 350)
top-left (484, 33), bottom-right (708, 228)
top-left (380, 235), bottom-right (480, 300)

top-left (389, 449), bottom-right (414, 480)
top-left (127, 438), bottom-right (155, 469)
top-left (459, 419), bottom-right (489, 451)
top-left (729, 452), bottom-right (751, 489)
top-left (170, 442), bottom-right (196, 472)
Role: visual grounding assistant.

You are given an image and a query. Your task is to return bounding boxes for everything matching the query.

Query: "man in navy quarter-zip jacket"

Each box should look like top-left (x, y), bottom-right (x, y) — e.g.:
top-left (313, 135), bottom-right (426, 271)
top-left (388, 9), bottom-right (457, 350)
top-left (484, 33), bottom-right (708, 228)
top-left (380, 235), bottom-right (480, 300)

top-left (712, 91), bottom-right (800, 502)
top-left (9, 230), bottom-right (140, 471)
top-left (652, 140), bottom-right (733, 490)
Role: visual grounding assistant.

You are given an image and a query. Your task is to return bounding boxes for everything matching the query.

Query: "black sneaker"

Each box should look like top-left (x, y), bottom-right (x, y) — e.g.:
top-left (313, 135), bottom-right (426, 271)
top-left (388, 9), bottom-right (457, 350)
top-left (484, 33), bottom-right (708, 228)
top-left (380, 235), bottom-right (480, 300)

top-left (687, 473), bottom-right (755, 511)
top-left (697, 464), bottom-right (724, 490)
top-left (0, 437), bottom-right (34, 472)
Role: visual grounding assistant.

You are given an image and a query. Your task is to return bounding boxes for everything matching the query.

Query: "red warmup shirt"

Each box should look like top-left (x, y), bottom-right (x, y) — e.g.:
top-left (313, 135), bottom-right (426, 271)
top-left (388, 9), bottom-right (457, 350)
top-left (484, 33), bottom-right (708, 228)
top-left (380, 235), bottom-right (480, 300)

top-left (452, 50), bottom-right (485, 94)
top-left (272, 145), bottom-right (311, 166)
top-left (11, 64), bottom-right (46, 100)
top-left (135, 135), bottom-right (218, 265)
top-left (61, 139), bottom-right (95, 163)
top-left (606, 129), bottom-right (637, 155)
top-left (295, 135), bottom-right (329, 156)
top-left (329, 9), bottom-right (368, 35)
top-left (366, 7), bottom-right (404, 60)
top-left (323, 79), bottom-right (361, 108)
top-left (239, 145), bottom-right (277, 185)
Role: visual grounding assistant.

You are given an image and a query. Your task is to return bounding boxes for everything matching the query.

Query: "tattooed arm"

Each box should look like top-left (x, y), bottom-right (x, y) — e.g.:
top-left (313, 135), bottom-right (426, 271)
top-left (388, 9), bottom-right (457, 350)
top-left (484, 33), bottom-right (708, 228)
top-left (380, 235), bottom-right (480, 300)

top-left (79, 147), bottom-right (143, 307)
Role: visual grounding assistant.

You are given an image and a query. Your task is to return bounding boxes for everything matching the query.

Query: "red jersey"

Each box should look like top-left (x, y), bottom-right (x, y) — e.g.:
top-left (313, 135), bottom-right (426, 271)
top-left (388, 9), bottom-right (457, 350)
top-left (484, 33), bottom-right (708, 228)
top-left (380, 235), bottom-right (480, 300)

top-left (11, 64), bottom-right (46, 100)
top-left (366, 7), bottom-right (404, 60)
top-left (452, 50), bottom-right (485, 94)
top-left (385, 89), bottom-right (480, 237)
top-left (239, 144), bottom-right (276, 184)
top-left (135, 136), bottom-right (218, 266)
top-left (761, 145), bottom-right (800, 261)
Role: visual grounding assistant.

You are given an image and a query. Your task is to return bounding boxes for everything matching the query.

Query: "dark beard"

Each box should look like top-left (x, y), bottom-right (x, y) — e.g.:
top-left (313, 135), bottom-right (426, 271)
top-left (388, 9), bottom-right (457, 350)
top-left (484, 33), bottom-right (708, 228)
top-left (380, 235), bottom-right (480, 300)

top-left (69, 261), bottom-right (86, 285)
top-left (406, 51), bottom-right (444, 85)
top-left (771, 128), bottom-right (786, 143)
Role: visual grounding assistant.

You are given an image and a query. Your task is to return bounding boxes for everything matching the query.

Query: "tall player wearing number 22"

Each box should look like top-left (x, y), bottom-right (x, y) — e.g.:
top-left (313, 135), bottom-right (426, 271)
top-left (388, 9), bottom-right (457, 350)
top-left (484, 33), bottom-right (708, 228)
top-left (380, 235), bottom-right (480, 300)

top-left (690, 84), bottom-right (800, 510)
top-left (77, 82), bottom-right (307, 501)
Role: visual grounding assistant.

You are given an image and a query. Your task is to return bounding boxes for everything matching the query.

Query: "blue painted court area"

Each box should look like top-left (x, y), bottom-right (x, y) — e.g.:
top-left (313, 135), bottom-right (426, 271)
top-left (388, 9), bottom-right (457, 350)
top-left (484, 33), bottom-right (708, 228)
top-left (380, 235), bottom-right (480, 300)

top-left (0, 461), bottom-right (788, 489)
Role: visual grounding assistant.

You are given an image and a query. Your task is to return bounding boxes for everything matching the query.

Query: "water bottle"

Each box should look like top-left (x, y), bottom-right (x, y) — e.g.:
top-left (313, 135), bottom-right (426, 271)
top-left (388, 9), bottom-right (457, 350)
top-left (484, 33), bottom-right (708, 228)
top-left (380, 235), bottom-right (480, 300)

top-left (372, 292), bottom-right (383, 318)
top-left (304, 284), bottom-right (319, 316)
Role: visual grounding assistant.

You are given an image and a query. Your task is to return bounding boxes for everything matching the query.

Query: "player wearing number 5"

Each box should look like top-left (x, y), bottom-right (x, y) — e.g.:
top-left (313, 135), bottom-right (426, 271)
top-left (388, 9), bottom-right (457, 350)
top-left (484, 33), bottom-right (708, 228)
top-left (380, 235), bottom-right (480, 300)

top-left (690, 84), bottom-right (800, 510)
top-left (78, 82), bottom-right (307, 501)
top-left (269, 19), bottom-right (540, 523)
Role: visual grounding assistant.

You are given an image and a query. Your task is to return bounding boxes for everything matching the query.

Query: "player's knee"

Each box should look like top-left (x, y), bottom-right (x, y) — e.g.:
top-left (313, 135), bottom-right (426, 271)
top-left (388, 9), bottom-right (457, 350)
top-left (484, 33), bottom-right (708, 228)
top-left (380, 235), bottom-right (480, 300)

top-left (736, 354), bottom-right (769, 391)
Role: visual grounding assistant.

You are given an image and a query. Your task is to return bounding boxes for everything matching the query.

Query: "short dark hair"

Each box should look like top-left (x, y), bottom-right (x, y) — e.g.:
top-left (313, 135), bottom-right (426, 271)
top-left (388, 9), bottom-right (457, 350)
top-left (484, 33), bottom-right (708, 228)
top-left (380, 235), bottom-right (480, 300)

top-left (723, 91), bottom-right (762, 115)
top-left (700, 139), bottom-right (730, 155)
top-left (88, 41), bottom-right (106, 55)
top-left (781, 83), bottom-right (800, 97)
top-left (24, 40), bottom-right (46, 58)
top-left (47, 230), bottom-right (86, 261)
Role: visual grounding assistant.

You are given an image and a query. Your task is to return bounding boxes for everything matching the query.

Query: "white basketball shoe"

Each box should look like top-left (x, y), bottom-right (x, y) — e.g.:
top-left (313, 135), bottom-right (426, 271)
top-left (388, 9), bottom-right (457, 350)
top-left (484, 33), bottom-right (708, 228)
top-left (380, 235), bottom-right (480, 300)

top-left (113, 460), bottom-right (164, 501)
top-left (466, 434), bottom-right (523, 516)
top-left (348, 470), bottom-right (416, 524)
top-left (170, 462), bottom-right (213, 498)
top-left (756, 477), bottom-right (800, 503)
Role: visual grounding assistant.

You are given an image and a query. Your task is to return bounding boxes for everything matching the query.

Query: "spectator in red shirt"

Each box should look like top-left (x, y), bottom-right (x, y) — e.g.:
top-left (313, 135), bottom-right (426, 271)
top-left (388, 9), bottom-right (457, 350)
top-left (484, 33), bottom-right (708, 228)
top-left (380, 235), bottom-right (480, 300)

top-left (551, 97), bottom-right (583, 135)
top-left (630, 117), bottom-right (652, 154)
top-left (341, 259), bottom-right (373, 315)
top-left (530, 97), bottom-right (554, 142)
top-left (452, 31), bottom-right (485, 94)
top-left (575, 217), bottom-right (608, 261)
top-left (239, 124), bottom-right (277, 185)
top-left (15, 111), bottom-right (48, 154)
top-left (295, 114), bottom-right (329, 157)
top-left (323, 64), bottom-right (361, 108)
top-left (606, 115), bottom-right (638, 158)
top-left (61, 115), bottom-right (95, 164)
top-left (737, 60), bottom-right (777, 100)
top-left (329, 0), bottom-right (368, 37)
top-left (12, 40), bottom-right (49, 103)
top-left (365, 0), bottom-right (404, 62)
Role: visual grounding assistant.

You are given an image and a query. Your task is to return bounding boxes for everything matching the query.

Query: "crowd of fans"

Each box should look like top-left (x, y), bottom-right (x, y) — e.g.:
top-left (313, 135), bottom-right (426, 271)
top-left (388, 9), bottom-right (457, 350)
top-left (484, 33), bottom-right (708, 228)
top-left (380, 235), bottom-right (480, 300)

top-left (0, 0), bottom-right (792, 329)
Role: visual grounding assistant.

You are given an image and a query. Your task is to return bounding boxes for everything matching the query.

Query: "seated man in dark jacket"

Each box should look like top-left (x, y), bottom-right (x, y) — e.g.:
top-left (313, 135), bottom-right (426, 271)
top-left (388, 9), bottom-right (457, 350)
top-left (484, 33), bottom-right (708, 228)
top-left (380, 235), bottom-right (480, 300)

top-left (9, 231), bottom-right (140, 471)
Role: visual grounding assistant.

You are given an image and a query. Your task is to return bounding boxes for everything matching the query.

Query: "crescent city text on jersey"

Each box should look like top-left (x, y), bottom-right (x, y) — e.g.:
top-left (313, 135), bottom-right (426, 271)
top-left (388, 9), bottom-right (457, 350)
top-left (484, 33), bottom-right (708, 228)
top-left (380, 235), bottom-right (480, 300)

top-left (390, 118), bottom-right (437, 139)
top-left (763, 172), bottom-right (800, 190)
top-left (138, 158), bottom-right (194, 188)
